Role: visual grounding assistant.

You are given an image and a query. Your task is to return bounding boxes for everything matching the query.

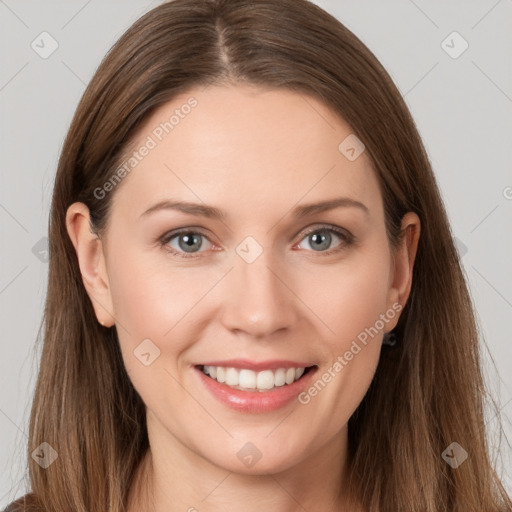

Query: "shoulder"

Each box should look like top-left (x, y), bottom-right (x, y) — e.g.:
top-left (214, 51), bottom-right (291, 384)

top-left (2, 493), bottom-right (39, 512)
top-left (2, 502), bottom-right (20, 512)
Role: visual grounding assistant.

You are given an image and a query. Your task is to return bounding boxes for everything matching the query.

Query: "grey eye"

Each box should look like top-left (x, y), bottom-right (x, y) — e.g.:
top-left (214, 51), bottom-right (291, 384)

top-left (308, 230), bottom-right (332, 251)
top-left (298, 229), bottom-right (343, 252)
top-left (168, 232), bottom-right (209, 253)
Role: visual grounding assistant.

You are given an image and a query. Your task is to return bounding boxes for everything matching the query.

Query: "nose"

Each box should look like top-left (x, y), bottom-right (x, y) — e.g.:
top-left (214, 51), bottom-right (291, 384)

top-left (219, 250), bottom-right (300, 338)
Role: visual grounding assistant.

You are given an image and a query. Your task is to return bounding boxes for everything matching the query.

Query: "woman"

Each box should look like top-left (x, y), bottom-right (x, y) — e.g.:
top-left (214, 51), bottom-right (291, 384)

top-left (4, 0), bottom-right (511, 511)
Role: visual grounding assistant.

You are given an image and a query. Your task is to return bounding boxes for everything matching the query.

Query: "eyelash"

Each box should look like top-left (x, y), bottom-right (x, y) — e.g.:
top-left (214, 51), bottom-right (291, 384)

top-left (158, 224), bottom-right (354, 259)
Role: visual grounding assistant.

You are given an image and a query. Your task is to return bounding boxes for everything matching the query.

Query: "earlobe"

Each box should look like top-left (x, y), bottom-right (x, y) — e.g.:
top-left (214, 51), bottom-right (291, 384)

top-left (386, 212), bottom-right (421, 330)
top-left (65, 202), bottom-right (115, 327)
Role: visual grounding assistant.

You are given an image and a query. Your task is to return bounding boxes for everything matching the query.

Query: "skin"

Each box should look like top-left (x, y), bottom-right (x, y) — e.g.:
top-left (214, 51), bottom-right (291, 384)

top-left (66, 84), bottom-right (420, 512)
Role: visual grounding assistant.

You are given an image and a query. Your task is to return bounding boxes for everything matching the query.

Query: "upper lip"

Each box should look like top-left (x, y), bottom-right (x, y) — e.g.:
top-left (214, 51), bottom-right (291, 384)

top-left (196, 359), bottom-right (315, 371)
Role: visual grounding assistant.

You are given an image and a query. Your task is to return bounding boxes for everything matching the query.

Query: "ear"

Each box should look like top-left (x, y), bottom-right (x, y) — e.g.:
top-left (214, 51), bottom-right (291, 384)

top-left (385, 212), bottom-right (421, 331)
top-left (65, 202), bottom-right (115, 327)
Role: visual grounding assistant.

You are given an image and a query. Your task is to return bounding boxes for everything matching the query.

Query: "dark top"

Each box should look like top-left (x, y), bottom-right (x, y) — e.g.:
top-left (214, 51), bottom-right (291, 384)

top-left (2, 494), bottom-right (31, 512)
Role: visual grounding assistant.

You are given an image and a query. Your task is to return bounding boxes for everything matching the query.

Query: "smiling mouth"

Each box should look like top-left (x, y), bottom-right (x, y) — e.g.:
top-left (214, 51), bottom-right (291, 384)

top-left (197, 365), bottom-right (316, 392)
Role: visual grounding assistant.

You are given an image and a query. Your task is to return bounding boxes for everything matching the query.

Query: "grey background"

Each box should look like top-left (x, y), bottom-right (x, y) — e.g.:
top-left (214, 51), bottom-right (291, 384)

top-left (1, 0), bottom-right (511, 506)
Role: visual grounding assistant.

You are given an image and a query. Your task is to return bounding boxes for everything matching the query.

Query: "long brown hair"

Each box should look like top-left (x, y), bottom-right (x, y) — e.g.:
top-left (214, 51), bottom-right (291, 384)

top-left (8, 0), bottom-right (511, 511)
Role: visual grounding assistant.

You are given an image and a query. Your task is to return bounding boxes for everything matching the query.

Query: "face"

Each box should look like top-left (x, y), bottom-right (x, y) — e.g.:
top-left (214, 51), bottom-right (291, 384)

top-left (68, 84), bottom-right (418, 476)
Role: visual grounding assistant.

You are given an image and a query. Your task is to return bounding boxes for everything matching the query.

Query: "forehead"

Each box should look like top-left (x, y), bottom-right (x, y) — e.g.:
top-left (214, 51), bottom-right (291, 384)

top-left (109, 84), bottom-right (382, 224)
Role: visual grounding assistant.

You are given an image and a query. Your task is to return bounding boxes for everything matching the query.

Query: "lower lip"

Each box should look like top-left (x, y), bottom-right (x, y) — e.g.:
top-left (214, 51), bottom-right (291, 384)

top-left (195, 366), bottom-right (317, 413)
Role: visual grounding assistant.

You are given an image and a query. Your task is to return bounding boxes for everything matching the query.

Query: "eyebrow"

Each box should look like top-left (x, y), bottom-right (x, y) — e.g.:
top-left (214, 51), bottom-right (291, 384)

top-left (140, 197), bottom-right (369, 220)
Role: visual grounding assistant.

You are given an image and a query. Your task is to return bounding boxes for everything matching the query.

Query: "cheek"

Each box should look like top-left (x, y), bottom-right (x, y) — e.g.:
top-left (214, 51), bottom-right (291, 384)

top-left (105, 251), bottom-right (215, 403)
top-left (297, 249), bottom-right (392, 349)
top-left (295, 254), bottom-right (391, 426)
top-left (106, 229), bottom-right (392, 356)
top-left (106, 247), bottom-right (226, 356)
top-left (107, 237), bottom-right (392, 352)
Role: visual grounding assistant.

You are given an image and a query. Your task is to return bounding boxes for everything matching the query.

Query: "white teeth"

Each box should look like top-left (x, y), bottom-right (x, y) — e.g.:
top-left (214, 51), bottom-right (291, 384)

top-left (256, 370), bottom-right (274, 390)
top-left (285, 368), bottom-right (295, 385)
top-left (216, 367), bottom-right (226, 383)
top-left (239, 369), bottom-right (256, 389)
top-left (274, 368), bottom-right (286, 387)
top-left (225, 367), bottom-right (239, 386)
top-left (201, 365), bottom-right (308, 391)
